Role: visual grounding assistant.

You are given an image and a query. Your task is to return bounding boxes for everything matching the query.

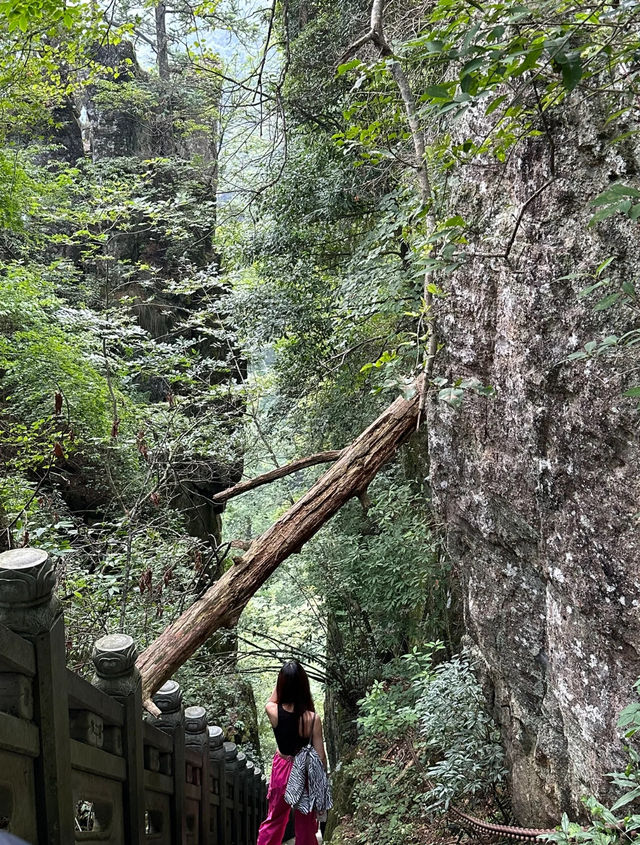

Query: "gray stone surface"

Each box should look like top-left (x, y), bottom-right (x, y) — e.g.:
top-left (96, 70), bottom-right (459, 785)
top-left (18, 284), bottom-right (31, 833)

top-left (149, 680), bottom-right (184, 732)
top-left (0, 548), bottom-right (61, 634)
top-left (427, 98), bottom-right (640, 823)
top-left (92, 633), bottom-right (141, 699)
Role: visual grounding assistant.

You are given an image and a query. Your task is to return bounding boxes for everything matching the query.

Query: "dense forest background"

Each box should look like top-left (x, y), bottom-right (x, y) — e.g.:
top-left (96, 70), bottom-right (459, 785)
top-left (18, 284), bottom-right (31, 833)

top-left (1, 0), bottom-right (640, 842)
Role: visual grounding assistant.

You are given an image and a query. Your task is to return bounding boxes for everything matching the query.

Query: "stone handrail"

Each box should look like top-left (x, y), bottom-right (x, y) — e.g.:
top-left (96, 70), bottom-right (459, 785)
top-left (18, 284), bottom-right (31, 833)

top-left (0, 548), bottom-right (267, 844)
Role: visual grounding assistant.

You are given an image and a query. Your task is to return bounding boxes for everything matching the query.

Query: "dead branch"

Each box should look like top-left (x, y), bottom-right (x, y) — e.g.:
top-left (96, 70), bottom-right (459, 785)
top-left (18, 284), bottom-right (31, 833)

top-left (210, 450), bottom-right (344, 505)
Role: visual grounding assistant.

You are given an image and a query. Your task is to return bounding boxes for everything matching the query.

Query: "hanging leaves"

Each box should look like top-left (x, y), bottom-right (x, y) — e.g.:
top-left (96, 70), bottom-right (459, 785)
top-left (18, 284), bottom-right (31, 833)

top-left (139, 568), bottom-right (153, 595)
top-left (553, 50), bottom-right (583, 91)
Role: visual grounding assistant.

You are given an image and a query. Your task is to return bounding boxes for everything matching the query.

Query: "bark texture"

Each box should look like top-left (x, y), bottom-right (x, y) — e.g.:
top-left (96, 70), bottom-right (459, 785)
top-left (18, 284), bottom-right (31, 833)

top-left (136, 384), bottom-right (422, 703)
top-left (427, 98), bottom-right (640, 823)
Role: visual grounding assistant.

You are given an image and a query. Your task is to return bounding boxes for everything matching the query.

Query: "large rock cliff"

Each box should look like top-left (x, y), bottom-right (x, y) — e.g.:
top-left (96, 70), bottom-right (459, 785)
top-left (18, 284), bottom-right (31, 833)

top-left (427, 100), bottom-right (640, 824)
top-left (73, 44), bottom-right (237, 542)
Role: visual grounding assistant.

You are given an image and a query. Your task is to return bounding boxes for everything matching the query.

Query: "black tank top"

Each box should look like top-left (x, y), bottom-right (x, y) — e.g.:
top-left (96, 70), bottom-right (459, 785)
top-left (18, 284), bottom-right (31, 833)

top-left (273, 704), bottom-right (311, 756)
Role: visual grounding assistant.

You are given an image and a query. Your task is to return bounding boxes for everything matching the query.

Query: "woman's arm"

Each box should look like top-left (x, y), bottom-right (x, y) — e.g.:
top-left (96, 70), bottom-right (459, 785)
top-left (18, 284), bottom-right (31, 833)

top-left (265, 686), bottom-right (278, 727)
top-left (312, 714), bottom-right (328, 770)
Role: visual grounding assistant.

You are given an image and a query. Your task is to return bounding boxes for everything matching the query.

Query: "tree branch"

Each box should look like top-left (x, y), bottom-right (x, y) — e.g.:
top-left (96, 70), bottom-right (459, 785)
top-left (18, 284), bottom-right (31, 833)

top-left (210, 450), bottom-right (344, 505)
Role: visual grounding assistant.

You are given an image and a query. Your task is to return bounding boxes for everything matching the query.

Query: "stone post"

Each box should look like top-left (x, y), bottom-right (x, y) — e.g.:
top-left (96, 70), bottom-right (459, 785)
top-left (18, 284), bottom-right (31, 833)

top-left (151, 679), bottom-right (183, 730)
top-left (184, 705), bottom-right (208, 751)
top-left (223, 741), bottom-right (238, 845)
top-left (93, 633), bottom-right (145, 845)
top-left (236, 750), bottom-right (247, 845)
top-left (185, 705), bottom-right (210, 843)
top-left (245, 759), bottom-right (255, 843)
top-left (151, 679), bottom-right (185, 844)
top-left (253, 766), bottom-right (263, 837)
top-left (208, 725), bottom-right (227, 845)
top-left (0, 548), bottom-right (74, 844)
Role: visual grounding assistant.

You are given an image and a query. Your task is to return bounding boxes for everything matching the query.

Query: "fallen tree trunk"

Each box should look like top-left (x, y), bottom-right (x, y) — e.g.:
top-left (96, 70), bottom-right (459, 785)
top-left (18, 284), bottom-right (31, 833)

top-left (210, 449), bottom-right (344, 505)
top-left (136, 380), bottom-right (423, 704)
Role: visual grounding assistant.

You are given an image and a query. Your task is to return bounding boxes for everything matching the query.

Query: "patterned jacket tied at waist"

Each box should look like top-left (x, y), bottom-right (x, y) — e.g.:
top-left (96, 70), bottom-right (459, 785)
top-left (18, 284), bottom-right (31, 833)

top-left (284, 745), bottom-right (333, 814)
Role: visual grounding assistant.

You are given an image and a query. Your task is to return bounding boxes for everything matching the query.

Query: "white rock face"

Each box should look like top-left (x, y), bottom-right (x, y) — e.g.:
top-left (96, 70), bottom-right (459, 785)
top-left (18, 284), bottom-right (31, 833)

top-left (426, 97), bottom-right (640, 824)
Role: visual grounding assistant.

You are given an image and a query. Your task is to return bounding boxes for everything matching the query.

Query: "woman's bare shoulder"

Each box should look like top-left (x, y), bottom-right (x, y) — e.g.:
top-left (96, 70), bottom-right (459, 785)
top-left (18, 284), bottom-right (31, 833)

top-left (265, 701), bottom-right (278, 726)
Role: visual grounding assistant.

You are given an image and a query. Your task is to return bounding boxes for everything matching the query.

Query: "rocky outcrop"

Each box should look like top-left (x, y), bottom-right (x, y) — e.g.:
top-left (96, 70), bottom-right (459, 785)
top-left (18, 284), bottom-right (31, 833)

top-left (70, 43), bottom-right (238, 542)
top-left (80, 42), bottom-right (153, 159)
top-left (427, 100), bottom-right (640, 824)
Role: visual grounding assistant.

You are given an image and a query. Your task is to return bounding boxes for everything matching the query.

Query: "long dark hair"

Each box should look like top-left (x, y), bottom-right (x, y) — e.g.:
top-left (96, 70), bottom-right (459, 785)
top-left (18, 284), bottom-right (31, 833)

top-left (276, 660), bottom-right (315, 719)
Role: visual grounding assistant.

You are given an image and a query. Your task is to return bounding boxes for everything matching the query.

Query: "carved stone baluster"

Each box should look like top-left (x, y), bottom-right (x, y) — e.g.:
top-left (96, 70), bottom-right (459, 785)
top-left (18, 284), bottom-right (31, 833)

top-left (0, 548), bottom-right (59, 634)
top-left (151, 679), bottom-right (185, 843)
top-left (208, 725), bottom-right (227, 845)
top-left (152, 679), bottom-right (183, 731)
top-left (184, 705), bottom-right (208, 753)
top-left (245, 759), bottom-right (255, 844)
top-left (93, 633), bottom-right (145, 845)
top-left (185, 705), bottom-right (210, 842)
top-left (0, 547), bottom-right (73, 844)
top-left (223, 741), bottom-right (238, 845)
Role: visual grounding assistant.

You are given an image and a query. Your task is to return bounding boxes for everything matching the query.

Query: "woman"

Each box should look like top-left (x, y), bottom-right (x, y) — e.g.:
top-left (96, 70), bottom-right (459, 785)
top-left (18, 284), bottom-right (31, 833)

top-left (257, 660), bottom-right (327, 845)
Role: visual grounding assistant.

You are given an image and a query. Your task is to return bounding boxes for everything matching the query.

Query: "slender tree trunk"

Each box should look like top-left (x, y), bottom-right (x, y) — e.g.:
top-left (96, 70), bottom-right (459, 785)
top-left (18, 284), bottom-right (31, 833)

top-left (153, 3), bottom-right (174, 156)
top-left (342, 0), bottom-right (438, 420)
top-left (155, 2), bottom-right (170, 81)
top-left (136, 381), bottom-right (423, 705)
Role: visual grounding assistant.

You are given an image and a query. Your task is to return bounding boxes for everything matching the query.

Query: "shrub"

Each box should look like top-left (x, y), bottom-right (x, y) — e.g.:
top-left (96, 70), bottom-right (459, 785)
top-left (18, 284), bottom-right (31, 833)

top-left (327, 648), bottom-right (506, 843)
top-left (416, 651), bottom-right (507, 811)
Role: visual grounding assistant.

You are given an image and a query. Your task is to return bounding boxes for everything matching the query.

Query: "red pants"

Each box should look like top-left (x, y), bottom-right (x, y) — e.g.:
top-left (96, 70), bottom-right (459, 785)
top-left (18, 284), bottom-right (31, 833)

top-left (257, 752), bottom-right (318, 845)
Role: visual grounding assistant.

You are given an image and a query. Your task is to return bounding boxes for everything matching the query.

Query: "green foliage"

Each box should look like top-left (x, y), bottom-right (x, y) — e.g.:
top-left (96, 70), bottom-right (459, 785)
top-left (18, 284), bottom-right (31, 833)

top-left (416, 652), bottom-right (506, 810)
top-left (0, 3), bottom-right (245, 684)
top-left (330, 648), bottom-right (505, 844)
top-left (0, 150), bottom-right (35, 231)
top-left (4, 0), bottom-right (638, 822)
top-left (330, 0), bottom-right (640, 403)
top-left (305, 470), bottom-right (455, 707)
top-left (0, 0), bottom-right (80, 33)
top-left (356, 646), bottom-right (442, 738)
top-left (589, 184), bottom-right (640, 226)
top-left (0, 0), bottom-right (112, 134)
top-left (556, 253), bottom-right (639, 400)
top-left (338, 650), bottom-right (442, 845)
top-left (242, 0), bottom-right (640, 441)
top-left (340, 746), bottom-right (431, 845)
top-left (175, 655), bottom-right (262, 752)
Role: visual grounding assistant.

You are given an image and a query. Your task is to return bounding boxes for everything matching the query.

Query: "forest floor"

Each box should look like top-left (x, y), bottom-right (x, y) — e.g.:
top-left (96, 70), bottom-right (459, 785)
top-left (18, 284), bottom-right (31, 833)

top-left (326, 815), bottom-right (449, 845)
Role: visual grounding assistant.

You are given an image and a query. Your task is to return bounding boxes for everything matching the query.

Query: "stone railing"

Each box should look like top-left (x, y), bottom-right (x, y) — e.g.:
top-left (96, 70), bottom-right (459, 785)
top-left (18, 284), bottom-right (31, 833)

top-left (0, 548), bottom-right (267, 844)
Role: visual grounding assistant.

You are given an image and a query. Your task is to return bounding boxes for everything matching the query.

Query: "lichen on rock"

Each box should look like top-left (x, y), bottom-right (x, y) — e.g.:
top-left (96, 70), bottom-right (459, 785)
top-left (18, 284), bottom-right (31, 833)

top-left (427, 96), bottom-right (640, 823)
